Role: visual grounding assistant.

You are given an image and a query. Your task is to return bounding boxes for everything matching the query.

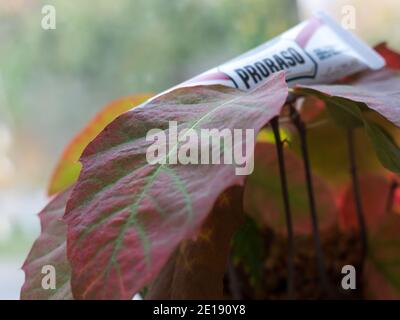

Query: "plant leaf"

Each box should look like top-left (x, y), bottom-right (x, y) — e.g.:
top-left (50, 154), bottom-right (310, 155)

top-left (232, 216), bottom-right (265, 286)
top-left (244, 142), bottom-right (337, 234)
top-left (48, 94), bottom-right (152, 196)
top-left (295, 69), bottom-right (400, 127)
top-left (289, 109), bottom-right (385, 185)
top-left (338, 175), bottom-right (391, 231)
top-left (21, 188), bottom-right (72, 300)
top-left (363, 120), bottom-right (400, 173)
top-left (295, 71), bottom-right (400, 174)
top-left (324, 97), bottom-right (363, 128)
top-left (339, 175), bottom-right (400, 298)
top-left (64, 73), bottom-right (288, 299)
top-left (375, 42), bottom-right (400, 70)
top-left (146, 187), bottom-right (244, 299)
top-left (296, 89), bottom-right (363, 128)
top-left (298, 95), bottom-right (325, 122)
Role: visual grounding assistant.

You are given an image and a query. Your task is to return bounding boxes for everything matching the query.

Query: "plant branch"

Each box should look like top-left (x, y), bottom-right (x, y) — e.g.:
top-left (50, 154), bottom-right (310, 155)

top-left (385, 180), bottom-right (398, 214)
top-left (346, 128), bottom-right (368, 264)
top-left (270, 116), bottom-right (295, 298)
top-left (227, 255), bottom-right (242, 300)
top-left (289, 104), bottom-right (331, 295)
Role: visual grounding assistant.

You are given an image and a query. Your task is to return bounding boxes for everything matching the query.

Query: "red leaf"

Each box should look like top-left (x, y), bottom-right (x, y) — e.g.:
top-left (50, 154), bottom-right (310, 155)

top-left (374, 42), bottom-right (400, 70)
top-left (296, 69), bottom-right (400, 128)
top-left (298, 95), bottom-right (325, 122)
top-left (364, 261), bottom-right (400, 299)
top-left (339, 175), bottom-right (400, 297)
top-left (64, 73), bottom-right (288, 299)
top-left (147, 187), bottom-right (244, 299)
top-left (338, 175), bottom-right (391, 231)
top-left (21, 189), bottom-right (72, 300)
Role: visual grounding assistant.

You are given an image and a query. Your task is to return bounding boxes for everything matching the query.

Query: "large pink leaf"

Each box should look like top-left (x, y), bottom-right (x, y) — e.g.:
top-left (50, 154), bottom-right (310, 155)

top-left (295, 69), bottom-right (400, 127)
top-left (64, 73), bottom-right (288, 299)
top-left (21, 189), bottom-right (72, 300)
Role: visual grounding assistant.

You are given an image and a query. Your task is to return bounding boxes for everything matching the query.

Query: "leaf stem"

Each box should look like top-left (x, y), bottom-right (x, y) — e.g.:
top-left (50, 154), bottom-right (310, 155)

top-left (386, 180), bottom-right (398, 214)
top-left (270, 116), bottom-right (295, 298)
top-left (227, 255), bottom-right (242, 300)
top-left (289, 104), bottom-right (331, 295)
top-left (346, 128), bottom-right (368, 264)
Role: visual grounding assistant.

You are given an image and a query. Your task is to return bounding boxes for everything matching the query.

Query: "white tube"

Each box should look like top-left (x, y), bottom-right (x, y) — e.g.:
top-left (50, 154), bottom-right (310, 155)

top-left (179, 11), bottom-right (385, 90)
top-left (136, 11), bottom-right (385, 108)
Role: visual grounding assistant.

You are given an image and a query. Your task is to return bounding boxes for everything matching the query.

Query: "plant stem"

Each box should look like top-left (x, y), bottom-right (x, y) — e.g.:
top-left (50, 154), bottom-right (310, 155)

top-left (346, 128), bottom-right (368, 264)
top-left (270, 116), bottom-right (295, 298)
top-left (227, 255), bottom-right (242, 300)
top-left (289, 105), bottom-right (330, 295)
top-left (386, 180), bottom-right (398, 214)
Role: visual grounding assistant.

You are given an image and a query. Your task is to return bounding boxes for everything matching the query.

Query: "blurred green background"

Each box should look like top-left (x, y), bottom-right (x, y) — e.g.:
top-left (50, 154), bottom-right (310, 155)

top-left (0, 0), bottom-right (399, 299)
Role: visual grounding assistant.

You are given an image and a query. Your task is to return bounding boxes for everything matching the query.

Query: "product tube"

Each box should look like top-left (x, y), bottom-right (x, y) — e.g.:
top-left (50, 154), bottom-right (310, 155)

top-left (140, 11), bottom-right (385, 104)
top-left (181, 11), bottom-right (384, 90)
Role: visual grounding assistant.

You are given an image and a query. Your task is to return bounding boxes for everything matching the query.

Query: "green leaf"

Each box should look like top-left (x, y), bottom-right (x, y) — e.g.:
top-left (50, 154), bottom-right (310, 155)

top-left (324, 97), bottom-right (364, 129)
top-left (232, 216), bottom-right (264, 286)
top-left (363, 120), bottom-right (400, 174)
